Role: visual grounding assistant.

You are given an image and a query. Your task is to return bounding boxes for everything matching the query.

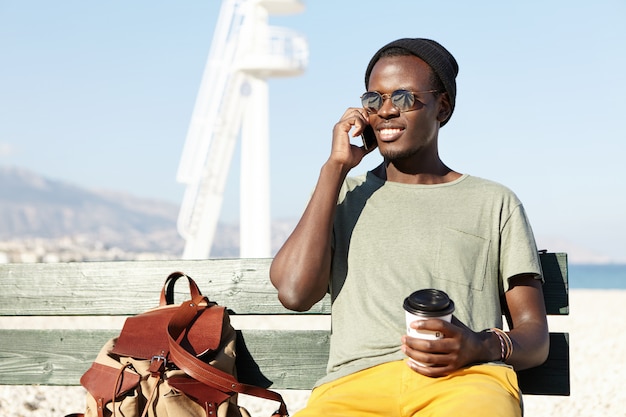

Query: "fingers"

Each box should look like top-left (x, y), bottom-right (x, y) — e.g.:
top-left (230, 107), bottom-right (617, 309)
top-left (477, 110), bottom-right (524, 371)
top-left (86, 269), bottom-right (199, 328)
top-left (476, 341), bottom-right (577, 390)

top-left (337, 107), bottom-right (370, 137)
top-left (408, 317), bottom-right (457, 337)
top-left (328, 108), bottom-right (373, 168)
top-left (402, 334), bottom-right (460, 360)
top-left (402, 337), bottom-right (459, 377)
top-left (406, 357), bottom-right (455, 378)
top-left (402, 319), bottom-right (465, 377)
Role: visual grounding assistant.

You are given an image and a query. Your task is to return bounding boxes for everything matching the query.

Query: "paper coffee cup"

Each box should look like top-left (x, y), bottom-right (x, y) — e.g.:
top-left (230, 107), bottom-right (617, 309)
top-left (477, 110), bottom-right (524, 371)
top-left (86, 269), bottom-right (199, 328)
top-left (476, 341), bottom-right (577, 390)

top-left (403, 289), bottom-right (455, 366)
top-left (403, 289), bottom-right (455, 340)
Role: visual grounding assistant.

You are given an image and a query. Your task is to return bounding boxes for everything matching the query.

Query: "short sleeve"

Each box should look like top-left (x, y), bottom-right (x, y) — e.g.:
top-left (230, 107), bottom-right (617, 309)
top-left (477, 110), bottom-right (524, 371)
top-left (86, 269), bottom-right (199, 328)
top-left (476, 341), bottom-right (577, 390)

top-left (500, 204), bottom-right (543, 292)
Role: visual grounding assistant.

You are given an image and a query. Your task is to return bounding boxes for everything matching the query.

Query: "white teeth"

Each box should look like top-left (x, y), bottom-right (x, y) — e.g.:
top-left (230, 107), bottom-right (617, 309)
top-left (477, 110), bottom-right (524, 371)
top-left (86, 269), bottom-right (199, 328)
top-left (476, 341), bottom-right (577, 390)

top-left (379, 128), bottom-right (402, 138)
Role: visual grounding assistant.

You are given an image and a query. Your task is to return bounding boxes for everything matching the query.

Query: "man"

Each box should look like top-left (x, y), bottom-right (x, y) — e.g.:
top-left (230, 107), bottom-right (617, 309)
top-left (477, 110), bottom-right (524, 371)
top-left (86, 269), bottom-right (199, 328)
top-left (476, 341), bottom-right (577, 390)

top-left (270, 38), bottom-right (549, 416)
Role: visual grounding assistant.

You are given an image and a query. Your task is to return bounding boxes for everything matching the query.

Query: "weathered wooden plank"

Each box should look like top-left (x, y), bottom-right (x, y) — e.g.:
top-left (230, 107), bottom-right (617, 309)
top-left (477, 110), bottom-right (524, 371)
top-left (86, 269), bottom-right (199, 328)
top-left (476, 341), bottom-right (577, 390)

top-left (238, 331), bottom-right (571, 395)
top-left (0, 328), bottom-right (569, 395)
top-left (0, 254), bottom-right (567, 317)
top-left (0, 329), bottom-right (118, 385)
top-left (0, 259), bottom-right (330, 316)
top-left (236, 330), bottom-right (330, 389)
top-left (0, 328), bottom-right (330, 388)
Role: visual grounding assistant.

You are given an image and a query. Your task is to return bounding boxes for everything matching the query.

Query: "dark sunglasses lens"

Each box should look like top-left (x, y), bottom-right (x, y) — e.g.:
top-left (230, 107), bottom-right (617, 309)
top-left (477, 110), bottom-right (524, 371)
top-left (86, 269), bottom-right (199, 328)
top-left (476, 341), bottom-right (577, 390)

top-left (391, 90), bottom-right (415, 111)
top-left (361, 92), bottom-right (382, 111)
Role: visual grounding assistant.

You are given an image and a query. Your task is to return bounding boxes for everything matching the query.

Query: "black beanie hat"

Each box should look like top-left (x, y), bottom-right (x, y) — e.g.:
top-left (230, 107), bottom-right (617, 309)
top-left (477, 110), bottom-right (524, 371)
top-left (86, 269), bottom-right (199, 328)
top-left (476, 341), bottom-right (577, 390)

top-left (364, 38), bottom-right (459, 126)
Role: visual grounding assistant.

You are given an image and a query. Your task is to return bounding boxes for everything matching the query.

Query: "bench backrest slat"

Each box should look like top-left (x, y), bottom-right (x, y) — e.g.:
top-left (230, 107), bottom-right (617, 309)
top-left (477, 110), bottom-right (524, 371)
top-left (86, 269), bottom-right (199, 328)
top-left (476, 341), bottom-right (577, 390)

top-left (0, 328), bottom-right (569, 395)
top-left (0, 259), bottom-right (328, 316)
top-left (0, 253), bottom-right (566, 317)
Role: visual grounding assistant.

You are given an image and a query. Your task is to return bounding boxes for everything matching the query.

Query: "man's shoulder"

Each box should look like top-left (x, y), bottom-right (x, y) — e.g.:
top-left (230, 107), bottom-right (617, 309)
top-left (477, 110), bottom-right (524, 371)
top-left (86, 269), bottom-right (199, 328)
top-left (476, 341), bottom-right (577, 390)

top-left (339, 172), bottom-right (375, 197)
top-left (463, 175), bottom-right (517, 194)
top-left (344, 172), bottom-right (370, 187)
top-left (461, 176), bottom-right (524, 209)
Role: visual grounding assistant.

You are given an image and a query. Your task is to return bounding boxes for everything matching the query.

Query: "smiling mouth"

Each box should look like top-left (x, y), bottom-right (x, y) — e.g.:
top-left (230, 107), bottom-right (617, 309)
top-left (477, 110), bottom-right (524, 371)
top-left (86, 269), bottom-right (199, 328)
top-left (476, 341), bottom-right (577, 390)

top-left (379, 127), bottom-right (404, 141)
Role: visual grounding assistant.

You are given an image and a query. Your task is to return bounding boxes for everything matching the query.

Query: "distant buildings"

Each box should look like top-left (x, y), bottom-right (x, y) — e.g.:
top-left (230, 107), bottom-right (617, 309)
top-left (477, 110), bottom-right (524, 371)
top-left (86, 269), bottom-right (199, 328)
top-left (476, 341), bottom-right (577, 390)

top-left (0, 236), bottom-right (178, 263)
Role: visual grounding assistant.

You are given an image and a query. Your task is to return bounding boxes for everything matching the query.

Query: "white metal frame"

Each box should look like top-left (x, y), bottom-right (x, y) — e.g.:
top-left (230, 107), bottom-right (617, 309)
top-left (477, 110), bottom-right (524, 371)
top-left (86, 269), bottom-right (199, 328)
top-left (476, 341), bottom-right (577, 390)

top-left (177, 0), bottom-right (307, 259)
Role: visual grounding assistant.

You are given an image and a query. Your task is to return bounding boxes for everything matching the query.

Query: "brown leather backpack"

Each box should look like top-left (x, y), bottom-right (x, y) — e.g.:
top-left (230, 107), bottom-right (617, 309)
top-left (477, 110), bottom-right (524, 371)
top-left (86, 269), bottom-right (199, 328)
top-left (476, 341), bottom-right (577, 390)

top-left (68, 272), bottom-right (287, 417)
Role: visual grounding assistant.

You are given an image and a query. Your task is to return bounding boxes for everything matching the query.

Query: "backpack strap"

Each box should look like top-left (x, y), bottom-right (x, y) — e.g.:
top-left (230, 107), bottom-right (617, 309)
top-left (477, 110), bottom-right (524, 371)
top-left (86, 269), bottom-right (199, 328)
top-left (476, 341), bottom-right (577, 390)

top-left (159, 272), bottom-right (203, 306)
top-left (167, 296), bottom-right (289, 417)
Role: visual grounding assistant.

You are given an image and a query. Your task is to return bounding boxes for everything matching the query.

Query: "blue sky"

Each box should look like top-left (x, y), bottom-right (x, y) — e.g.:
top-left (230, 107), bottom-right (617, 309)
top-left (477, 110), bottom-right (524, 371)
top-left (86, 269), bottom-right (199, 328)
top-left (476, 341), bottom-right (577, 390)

top-left (1, 1), bottom-right (625, 263)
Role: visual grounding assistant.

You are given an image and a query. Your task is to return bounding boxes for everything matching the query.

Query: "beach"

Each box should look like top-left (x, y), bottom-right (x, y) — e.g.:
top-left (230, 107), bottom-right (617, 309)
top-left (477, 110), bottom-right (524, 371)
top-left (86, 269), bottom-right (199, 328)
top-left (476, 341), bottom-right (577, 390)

top-left (1, 289), bottom-right (624, 416)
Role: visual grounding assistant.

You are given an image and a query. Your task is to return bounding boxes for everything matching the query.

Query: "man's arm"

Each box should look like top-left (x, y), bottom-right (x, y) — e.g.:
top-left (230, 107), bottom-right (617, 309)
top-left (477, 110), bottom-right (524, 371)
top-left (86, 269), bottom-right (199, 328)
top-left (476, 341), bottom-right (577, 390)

top-left (501, 274), bottom-right (550, 370)
top-left (269, 160), bottom-right (347, 311)
top-left (270, 108), bottom-right (372, 311)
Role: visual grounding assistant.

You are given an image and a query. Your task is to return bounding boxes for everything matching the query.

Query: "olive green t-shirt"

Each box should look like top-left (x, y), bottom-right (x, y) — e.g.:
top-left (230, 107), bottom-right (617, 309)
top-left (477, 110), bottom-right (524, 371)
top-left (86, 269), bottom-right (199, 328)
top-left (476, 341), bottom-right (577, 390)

top-left (317, 173), bottom-right (542, 386)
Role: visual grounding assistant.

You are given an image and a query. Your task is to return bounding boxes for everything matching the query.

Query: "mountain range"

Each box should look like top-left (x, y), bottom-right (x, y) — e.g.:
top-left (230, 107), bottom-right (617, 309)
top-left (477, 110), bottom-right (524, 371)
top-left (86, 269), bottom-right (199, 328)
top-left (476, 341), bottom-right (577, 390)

top-left (0, 166), bottom-right (293, 257)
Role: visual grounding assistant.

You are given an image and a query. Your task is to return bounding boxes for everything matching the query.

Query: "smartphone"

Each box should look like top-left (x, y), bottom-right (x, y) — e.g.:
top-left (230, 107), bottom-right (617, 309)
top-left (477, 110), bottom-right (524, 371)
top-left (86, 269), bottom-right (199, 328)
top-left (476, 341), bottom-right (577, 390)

top-left (361, 125), bottom-right (377, 151)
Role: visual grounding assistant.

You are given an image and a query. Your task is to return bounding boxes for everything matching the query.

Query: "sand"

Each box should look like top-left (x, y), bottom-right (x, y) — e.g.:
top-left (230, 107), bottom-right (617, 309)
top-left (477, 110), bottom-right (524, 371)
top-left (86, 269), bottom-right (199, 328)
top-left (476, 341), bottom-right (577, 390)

top-left (1, 289), bottom-right (624, 416)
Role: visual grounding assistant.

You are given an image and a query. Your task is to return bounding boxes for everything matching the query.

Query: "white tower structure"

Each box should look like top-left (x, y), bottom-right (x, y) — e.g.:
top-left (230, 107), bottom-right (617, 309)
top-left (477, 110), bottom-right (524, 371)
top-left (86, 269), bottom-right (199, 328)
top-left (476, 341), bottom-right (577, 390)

top-left (177, 0), bottom-right (307, 259)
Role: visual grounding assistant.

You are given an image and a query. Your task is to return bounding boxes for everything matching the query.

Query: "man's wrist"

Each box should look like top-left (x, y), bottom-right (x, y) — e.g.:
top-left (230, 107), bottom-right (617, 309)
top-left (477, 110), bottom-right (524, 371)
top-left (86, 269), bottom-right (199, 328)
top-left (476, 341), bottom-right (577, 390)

top-left (485, 328), bottom-right (513, 362)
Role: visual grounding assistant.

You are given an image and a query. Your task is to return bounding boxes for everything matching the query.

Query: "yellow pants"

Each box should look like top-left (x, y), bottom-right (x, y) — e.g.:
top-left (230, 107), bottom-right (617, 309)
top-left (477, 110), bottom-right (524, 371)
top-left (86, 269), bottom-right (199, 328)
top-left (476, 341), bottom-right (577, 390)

top-left (294, 360), bottom-right (522, 417)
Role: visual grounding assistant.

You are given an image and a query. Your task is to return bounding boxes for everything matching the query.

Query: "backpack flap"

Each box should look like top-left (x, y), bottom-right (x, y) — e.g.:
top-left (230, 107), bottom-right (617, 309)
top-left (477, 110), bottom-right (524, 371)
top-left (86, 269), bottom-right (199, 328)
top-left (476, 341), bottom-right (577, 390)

top-left (111, 271), bottom-right (224, 361)
top-left (111, 302), bottom-right (225, 361)
top-left (80, 362), bottom-right (140, 405)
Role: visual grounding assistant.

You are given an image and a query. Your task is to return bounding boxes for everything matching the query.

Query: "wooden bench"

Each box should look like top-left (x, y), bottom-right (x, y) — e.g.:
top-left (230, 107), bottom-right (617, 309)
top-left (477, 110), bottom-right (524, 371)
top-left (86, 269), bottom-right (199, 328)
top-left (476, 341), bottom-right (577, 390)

top-left (0, 252), bottom-right (570, 403)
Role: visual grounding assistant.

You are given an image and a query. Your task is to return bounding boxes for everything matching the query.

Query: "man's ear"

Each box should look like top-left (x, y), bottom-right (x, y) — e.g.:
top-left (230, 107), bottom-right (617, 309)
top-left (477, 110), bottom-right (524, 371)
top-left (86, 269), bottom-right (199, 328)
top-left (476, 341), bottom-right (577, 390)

top-left (437, 93), bottom-right (452, 124)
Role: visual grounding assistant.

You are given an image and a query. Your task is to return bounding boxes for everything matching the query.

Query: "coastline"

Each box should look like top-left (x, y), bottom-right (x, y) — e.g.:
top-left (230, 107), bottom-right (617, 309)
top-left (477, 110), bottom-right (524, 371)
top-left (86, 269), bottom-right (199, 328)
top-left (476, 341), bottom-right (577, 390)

top-left (1, 289), bottom-right (624, 416)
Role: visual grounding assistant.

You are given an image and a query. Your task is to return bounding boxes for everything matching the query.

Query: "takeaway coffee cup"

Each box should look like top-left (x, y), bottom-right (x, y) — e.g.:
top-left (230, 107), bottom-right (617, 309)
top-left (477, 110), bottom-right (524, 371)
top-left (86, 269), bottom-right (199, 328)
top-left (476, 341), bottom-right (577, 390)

top-left (403, 289), bottom-right (455, 340)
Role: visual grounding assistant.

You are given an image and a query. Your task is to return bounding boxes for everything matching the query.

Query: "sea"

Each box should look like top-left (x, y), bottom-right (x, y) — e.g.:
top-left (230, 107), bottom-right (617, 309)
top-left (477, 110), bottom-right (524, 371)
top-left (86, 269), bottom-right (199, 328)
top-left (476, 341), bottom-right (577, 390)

top-left (569, 264), bottom-right (626, 289)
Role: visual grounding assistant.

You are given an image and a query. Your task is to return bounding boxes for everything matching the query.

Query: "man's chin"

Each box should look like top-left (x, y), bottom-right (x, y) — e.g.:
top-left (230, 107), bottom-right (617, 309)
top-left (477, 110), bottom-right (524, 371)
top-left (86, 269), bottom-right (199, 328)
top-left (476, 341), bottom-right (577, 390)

top-left (379, 147), bottom-right (418, 161)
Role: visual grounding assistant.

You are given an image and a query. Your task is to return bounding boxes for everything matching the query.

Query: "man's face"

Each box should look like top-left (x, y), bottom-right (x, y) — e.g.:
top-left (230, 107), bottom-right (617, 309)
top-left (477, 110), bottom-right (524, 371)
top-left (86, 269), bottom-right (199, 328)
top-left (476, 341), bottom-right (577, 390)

top-left (366, 55), bottom-right (449, 163)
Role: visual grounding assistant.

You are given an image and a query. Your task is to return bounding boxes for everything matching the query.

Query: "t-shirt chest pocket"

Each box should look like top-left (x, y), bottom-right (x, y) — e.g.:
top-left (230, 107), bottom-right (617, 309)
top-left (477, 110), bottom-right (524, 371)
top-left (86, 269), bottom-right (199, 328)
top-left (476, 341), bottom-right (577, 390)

top-left (434, 227), bottom-right (489, 291)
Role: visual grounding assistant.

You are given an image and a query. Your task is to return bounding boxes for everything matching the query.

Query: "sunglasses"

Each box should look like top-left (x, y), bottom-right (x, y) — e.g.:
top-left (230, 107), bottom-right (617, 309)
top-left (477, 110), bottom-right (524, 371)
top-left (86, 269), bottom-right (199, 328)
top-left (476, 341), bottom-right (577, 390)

top-left (360, 89), bottom-right (439, 113)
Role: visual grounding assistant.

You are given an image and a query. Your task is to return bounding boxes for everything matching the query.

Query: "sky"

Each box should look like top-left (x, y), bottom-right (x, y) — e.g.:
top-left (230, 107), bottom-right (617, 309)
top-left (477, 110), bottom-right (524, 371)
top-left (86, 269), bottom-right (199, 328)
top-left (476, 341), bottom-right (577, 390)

top-left (1, 0), bottom-right (625, 263)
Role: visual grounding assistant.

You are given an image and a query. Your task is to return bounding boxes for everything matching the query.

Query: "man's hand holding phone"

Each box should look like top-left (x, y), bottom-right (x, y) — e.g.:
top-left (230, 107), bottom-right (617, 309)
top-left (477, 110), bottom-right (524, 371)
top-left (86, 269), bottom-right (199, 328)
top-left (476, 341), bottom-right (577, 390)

top-left (330, 108), bottom-right (377, 172)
